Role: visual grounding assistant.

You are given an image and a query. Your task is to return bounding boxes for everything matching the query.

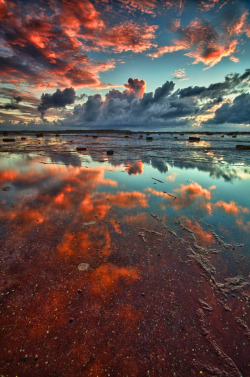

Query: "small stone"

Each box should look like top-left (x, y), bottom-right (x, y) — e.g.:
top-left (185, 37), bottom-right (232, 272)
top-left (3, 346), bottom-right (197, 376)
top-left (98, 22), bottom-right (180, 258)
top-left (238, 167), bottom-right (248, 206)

top-left (69, 318), bottom-right (73, 323)
top-left (141, 293), bottom-right (145, 297)
top-left (35, 355), bottom-right (39, 361)
top-left (78, 289), bottom-right (82, 294)
top-left (78, 263), bottom-right (89, 271)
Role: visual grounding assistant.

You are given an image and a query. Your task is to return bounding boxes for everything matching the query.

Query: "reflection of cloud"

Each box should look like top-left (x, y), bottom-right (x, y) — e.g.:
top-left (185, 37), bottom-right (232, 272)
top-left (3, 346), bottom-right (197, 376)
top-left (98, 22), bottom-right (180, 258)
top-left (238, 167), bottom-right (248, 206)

top-left (89, 263), bottom-right (139, 296)
top-left (125, 161), bottom-right (143, 175)
top-left (166, 172), bottom-right (178, 182)
top-left (214, 200), bottom-right (249, 215)
top-left (236, 218), bottom-right (250, 233)
top-left (147, 182), bottom-right (216, 214)
top-left (181, 216), bottom-right (216, 248)
top-left (175, 182), bottom-right (214, 200)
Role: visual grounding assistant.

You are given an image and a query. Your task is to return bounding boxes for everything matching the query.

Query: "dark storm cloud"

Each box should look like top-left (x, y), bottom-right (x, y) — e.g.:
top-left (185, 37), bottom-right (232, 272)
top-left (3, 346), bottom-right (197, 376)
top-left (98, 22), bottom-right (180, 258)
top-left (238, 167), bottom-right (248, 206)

top-left (209, 93), bottom-right (250, 124)
top-left (179, 70), bottom-right (250, 99)
top-left (0, 96), bottom-right (22, 110)
top-left (38, 87), bottom-right (76, 118)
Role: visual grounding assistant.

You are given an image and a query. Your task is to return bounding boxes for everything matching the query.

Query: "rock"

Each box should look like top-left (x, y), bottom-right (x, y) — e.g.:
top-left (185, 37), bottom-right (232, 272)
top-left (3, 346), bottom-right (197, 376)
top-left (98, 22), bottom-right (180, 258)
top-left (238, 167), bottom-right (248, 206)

top-left (236, 145), bottom-right (250, 150)
top-left (189, 137), bottom-right (200, 142)
top-left (35, 355), bottom-right (39, 361)
top-left (146, 137), bottom-right (153, 141)
top-left (69, 318), bottom-right (73, 323)
top-left (76, 147), bottom-right (87, 151)
top-left (36, 133), bottom-right (43, 137)
top-left (2, 138), bottom-right (15, 142)
top-left (141, 293), bottom-right (145, 297)
top-left (78, 263), bottom-right (89, 271)
top-left (78, 289), bottom-right (82, 294)
top-left (106, 150), bottom-right (114, 155)
top-left (21, 137), bottom-right (26, 140)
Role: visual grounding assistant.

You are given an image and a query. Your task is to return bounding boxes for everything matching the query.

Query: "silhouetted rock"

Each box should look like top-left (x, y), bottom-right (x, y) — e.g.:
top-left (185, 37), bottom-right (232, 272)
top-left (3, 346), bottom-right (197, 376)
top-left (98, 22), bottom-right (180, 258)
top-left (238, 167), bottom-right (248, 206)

top-left (3, 138), bottom-right (15, 142)
top-left (189, 137), bottom-right (200, 142)
top-left (106, 150), bottom-right (114, 155)
top-left (76, 147), bottom-right (87, 151)
top-left (236, 145), bottom-right (250, 150)
top-left (146, 137), bottom-right (153, 141)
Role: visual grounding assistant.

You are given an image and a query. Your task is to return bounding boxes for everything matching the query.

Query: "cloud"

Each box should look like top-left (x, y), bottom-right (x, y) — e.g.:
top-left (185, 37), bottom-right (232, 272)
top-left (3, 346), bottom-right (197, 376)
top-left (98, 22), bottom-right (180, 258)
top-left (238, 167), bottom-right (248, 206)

top-left (61, 78), bottom-right (180, 128)
top-left (149, 10), bottom-right (249, 68)
top-left (38, 87), bottom-right (76, 118)
top-left (0, 96), bottom-right (22, 110)
top-left (209, 93), bottom-right (250, 124)
top-left (173, 69), bottom-right (189, 81)
top-left (178, 70), bottom-right (250, 99)
top-left (124, 78), bottom-right (146, 98)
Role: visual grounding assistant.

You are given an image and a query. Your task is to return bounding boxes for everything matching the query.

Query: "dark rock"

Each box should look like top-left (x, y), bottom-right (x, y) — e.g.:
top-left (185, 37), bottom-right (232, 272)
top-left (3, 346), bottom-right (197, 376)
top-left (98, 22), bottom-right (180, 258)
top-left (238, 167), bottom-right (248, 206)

top-left (106, 150), bottom-right (114, 155)
top-left (236, 145), bottom-right (250, 150)
top-left (2, 138), bottom-right (15, 142)
top-left (141, 293), bottom-right (145, 297)
top-left (36, 133), bottom-right (43, 137)
top-left (69, 318), bottom-right (73, 323)
top-left (77, 289), bottom-right (82, 294)
top-left (189, 137), bottom-right (200, 142)
top-left (146, 137), bottom-right (153, 141)
top-left (76, 147), bottom-right (87, 151)
top-left (21, 137), bottom-right (26, 140)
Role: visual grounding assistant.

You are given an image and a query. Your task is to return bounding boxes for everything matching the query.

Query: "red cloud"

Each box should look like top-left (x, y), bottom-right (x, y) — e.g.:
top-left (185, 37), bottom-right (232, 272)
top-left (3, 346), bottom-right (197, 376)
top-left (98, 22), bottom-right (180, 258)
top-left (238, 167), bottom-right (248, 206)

top-left (124, 78), bottom-right (146, 98)
top-left (149, 13), bottom-right (246, 68)
top-left (0, 0), bottom-right (157, 91)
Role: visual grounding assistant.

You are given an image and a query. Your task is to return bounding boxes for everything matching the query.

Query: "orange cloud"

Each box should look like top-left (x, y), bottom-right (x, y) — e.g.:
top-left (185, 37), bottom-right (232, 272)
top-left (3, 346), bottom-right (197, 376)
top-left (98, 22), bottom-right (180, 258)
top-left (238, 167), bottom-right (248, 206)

top-left (186, 39), bottom-right (238, 69)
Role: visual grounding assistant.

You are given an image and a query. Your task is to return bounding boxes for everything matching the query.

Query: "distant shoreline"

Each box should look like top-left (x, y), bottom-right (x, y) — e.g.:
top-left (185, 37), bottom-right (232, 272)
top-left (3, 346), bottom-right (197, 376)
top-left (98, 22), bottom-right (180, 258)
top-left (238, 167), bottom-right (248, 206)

top-left (1, 130), bottom-right (250, 135)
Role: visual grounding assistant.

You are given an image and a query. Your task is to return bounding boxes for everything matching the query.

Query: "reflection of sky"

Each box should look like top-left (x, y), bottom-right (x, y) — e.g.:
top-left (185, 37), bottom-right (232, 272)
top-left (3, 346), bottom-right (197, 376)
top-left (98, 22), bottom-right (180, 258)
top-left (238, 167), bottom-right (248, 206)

top-left (1, 149), bottom-right (249, 377)
top-left (1, 152), bottom-right (249, 246)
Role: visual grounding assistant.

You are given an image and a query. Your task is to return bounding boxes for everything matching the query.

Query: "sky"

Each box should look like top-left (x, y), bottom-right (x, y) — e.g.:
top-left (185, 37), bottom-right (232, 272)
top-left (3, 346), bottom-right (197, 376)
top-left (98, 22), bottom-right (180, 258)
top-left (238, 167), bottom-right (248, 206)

top-left (0, 0), bottom-right (250, 131)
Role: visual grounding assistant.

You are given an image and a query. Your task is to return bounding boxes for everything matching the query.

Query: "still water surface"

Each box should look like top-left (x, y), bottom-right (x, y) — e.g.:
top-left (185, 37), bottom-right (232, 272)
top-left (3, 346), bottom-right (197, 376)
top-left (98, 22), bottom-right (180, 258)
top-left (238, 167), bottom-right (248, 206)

top-left (0, 133), bottom-right (249, 376)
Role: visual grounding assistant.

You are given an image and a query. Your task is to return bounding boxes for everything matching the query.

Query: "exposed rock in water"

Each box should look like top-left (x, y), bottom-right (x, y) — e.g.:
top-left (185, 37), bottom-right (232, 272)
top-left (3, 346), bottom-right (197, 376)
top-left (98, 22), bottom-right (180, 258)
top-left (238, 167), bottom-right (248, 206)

top-left (36, 133), bottom-right (43, 138)
top-left (146, 137), bottom-right (153, 141)
top-left (236, 144), bottom-right (250, 150)
top-left (106, 150), bottom-right (114, 155)
top-left (2, 138), bottom-right (15, 142)
top-left (189, 137), bottom-right (200, 142)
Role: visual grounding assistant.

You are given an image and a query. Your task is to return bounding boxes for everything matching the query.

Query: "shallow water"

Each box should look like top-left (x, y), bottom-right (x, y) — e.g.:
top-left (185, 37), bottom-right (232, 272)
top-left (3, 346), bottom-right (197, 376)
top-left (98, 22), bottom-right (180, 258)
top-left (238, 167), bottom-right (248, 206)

top-left (0, 133), bottom-right (249, 376)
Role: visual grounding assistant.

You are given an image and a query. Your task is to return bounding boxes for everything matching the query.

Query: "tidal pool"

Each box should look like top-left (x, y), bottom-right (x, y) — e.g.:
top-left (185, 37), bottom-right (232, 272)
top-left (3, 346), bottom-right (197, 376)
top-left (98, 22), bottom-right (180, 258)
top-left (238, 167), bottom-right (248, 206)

top-left (0, 132), bottom-right (249, 377)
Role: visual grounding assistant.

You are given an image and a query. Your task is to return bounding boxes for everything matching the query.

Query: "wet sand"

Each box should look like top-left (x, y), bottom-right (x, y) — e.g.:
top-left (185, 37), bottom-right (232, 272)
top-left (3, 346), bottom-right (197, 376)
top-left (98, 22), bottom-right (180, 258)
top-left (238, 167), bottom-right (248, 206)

top-left (0, 132), bottom-right (249, 376)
